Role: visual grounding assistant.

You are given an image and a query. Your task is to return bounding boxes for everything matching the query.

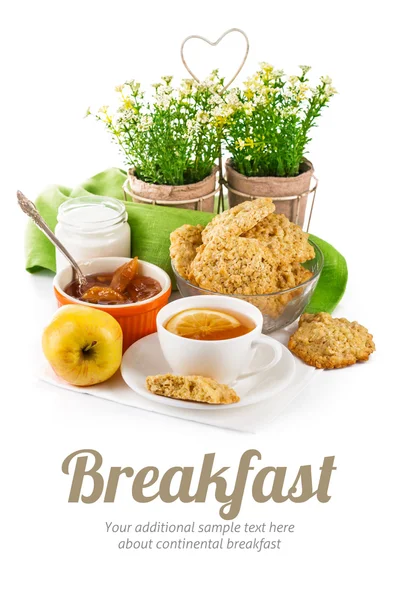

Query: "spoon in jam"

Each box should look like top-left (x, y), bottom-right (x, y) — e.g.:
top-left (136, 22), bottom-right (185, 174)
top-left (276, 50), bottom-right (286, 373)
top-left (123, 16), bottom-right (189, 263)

top-left (17, 190), bottom-right (89, 292)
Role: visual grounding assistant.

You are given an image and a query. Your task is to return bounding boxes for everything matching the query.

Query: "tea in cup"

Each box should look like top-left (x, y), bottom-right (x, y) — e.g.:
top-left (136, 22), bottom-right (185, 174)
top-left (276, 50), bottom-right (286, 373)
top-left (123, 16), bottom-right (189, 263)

top-left (156, 296), bottom-right (282, 385)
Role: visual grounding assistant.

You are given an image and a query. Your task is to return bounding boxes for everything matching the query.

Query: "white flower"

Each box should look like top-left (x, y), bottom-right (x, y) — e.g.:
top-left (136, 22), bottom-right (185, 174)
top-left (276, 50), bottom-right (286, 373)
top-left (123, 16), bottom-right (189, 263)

top-left (125, 80), bottom-right (141, 93)
top-left (321, 75), bottom-right (332, 85)
top-left (243, 102), bottom-right (254, 115)
top-left (321, 84), bottom-right (337, 100)
top-left (245, 155), bottom-right (252, 161)
top-left (201, 76), bottom-right (213, 89)
top-left (212, 104), bottom-right (235, 119)
top-left (155, 92), bottom-right (172, 110)
top-left (186, 119), bottom-right (200, 133)
top-left (154, 80), bottom-right (173, 103)
top-left (114, 84), bottom-right (124, 93)
top-left (278, 106), bottom-right (299, 118)
top-left (137, 115), bottom-right (153, 131)
top-left (253, 86), bottom-right (274, 106)
top-left (299, 65), bottom-right (311, 75)
top-left (213, 83), bottom-right (224, 94)
top-left (115, 108), bottom-right (137, 124)
top-left (212, 106), bottom-right (223, 118)
top-left (179, 79), bottom-right (196, 98)
top-left (196, 110), bottom-right (209, 124)
top-left (244, 74), bottom-right (263, 95)
top-left (161, 75), bottom-right (173, 85)
top-left (209, 93), bottom-right (224, 106)
top-left (199, 76), bottom-right (223, 96)
top-left (182, 78), bottom-right (194, 88)
top-left (225, 90), bottom-right (241, 107)
top-left (292, 82), bottom-right (310, 101)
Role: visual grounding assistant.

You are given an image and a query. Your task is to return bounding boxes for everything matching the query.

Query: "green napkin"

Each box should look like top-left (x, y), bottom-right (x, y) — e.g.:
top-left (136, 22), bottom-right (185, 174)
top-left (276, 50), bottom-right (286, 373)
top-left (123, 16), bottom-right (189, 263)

top-left (305, 234), bottom-right (348, 313)
top-left (24, 168), bottom-right (347, 313)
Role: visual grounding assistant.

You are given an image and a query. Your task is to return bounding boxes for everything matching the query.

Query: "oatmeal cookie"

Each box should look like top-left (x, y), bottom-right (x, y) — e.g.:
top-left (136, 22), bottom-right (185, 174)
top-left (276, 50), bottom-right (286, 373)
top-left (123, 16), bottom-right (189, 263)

top-left (170, 224), bottom-right (204, 279)
top-left (189, 236), bottom-right (277, 295)
top-left (288, 312), bottom-right (376, 369)
top-left (254, 264), bottom-right (314, 318)
top-left (249, 292), bottom-right (294, 319)
top-left (244, 213), bottom-right (315, 264)
top-left (146, 374), bottom-right (240, 405)
top-left (201, 197), bottom-right (275, 243)
top-left (275, 263), bottom-right (313, 290)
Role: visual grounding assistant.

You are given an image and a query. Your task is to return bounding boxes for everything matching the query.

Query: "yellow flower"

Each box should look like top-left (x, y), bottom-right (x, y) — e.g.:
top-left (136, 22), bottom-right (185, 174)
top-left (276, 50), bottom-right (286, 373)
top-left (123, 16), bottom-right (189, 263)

top-left (245, 137), bottom-right (255, 148)
top-left (115, 84), bottom-right (124, 93)
top-left (213, 116), bottom-right (227, 127)
top-left (260, 62), bottom-right (274, 74)
top-left (236, 138), bottom-right (246, 150)
top-left (123, 98), bottom-right (133, 110)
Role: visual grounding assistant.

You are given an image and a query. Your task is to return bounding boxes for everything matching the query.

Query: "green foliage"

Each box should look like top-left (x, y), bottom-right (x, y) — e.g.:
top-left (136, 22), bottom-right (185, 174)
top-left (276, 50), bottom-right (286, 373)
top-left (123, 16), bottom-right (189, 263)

top-left (92, 73), bottom-right (226, 186)
top-left (224, 64), bottom-right (337, 178)
top-left (91, 64), bottom-right (336, 184)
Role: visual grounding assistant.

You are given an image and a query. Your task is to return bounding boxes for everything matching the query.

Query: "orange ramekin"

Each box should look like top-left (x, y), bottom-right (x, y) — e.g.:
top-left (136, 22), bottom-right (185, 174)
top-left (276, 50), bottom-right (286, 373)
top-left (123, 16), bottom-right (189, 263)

top-left (54, 257), bottom-right (171, 352)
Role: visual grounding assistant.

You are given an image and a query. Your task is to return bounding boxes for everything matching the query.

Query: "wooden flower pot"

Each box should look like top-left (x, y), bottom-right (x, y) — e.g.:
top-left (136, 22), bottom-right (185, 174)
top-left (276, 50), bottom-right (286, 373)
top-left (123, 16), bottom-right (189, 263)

top-left (225, 158), bottom-right (315, 227)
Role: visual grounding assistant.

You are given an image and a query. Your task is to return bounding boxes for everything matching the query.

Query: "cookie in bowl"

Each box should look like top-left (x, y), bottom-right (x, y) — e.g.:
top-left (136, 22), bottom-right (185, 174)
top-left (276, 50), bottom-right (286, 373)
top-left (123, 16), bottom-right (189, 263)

top-left (170, 199), bottom-right (323, 333)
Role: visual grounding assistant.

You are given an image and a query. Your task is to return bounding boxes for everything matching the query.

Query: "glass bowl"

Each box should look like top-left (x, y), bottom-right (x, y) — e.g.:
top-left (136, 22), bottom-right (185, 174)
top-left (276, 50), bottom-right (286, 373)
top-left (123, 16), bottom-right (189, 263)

top-left (172, 240), bottom-right (324, 334)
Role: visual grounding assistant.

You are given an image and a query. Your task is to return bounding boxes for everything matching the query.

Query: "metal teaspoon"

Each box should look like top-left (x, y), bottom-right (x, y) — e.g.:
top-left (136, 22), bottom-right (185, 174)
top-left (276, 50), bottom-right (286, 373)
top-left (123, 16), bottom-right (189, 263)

top-left (17, 190), bottom-right (89, 292)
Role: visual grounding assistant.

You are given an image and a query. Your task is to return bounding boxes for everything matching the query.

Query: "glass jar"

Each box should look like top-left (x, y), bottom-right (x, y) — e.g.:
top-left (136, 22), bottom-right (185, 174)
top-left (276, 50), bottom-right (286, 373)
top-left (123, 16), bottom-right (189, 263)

top-left (55, 196), bottom-right (131, 272)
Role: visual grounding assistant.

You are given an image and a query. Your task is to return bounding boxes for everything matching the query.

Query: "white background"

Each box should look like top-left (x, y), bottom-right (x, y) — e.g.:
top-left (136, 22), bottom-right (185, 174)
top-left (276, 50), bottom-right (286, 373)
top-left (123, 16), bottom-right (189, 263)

top-left (1, 1), bottom-right (398, 598)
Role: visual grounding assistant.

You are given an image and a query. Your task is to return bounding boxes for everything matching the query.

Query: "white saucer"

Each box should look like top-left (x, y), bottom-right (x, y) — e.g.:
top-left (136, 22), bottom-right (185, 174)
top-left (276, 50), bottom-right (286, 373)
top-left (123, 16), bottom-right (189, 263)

top-left (121, 332), bottom-right (296, 410)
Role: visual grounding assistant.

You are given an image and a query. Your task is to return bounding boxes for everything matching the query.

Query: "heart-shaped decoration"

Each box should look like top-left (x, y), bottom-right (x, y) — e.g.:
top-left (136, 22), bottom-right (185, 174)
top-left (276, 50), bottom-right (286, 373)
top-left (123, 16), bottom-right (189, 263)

top-left (180, 28), bottom-right (249, 91)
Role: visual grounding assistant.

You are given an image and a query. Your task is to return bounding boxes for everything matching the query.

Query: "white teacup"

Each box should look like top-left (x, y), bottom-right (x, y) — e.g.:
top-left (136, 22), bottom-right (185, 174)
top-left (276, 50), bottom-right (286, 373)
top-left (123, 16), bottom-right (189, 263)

top-left (156, 295), bottom-right (282, 385)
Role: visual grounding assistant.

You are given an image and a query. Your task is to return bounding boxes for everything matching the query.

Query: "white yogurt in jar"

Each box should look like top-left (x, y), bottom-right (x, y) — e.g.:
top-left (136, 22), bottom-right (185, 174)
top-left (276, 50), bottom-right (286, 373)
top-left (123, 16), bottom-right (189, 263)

top-left (55, 196), bottom-right (131, 272)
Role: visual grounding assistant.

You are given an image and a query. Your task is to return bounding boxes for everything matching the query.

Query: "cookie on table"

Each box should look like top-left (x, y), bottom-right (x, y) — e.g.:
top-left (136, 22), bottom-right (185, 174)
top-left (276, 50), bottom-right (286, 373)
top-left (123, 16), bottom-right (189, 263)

top-left (288, 312), bottom-right (376, 369)
top-left (146, 374), bottom-right (240, 405)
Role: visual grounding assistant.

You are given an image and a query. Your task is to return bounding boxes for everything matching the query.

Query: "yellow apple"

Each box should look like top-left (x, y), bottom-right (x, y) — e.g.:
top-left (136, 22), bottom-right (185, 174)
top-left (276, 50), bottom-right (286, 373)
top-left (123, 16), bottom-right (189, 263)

top-left (42, 305), bottom-right (123, 386)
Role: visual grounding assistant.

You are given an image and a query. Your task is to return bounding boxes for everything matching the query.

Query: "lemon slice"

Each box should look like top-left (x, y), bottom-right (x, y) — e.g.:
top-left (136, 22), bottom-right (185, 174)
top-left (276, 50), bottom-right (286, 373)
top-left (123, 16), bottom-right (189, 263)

top-left (165, 309), bottom-right (241, 339)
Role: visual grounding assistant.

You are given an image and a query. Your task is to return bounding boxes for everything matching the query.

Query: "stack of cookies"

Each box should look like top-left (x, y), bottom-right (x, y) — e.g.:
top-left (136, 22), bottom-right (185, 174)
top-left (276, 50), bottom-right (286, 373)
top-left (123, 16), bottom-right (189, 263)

top-left (170, 198), bottom-right (315, 317)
